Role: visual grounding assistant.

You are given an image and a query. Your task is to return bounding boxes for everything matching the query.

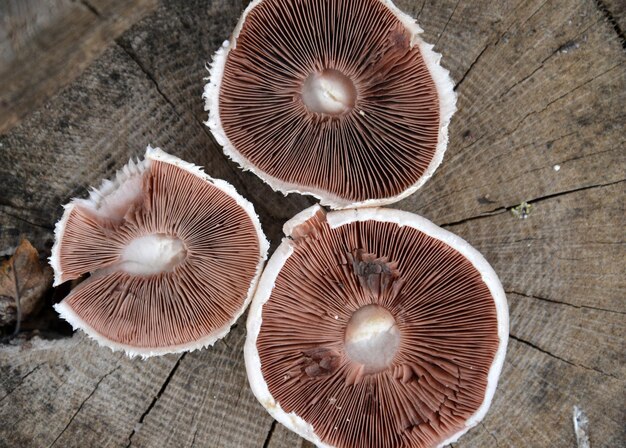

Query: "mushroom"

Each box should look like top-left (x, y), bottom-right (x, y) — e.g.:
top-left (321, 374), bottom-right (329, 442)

top-left (50, 147), bottom-right (268, 357)
top-left (205, 0), bottom-right (456, 209)
top-left (245, 205), bottom-right (507, 448)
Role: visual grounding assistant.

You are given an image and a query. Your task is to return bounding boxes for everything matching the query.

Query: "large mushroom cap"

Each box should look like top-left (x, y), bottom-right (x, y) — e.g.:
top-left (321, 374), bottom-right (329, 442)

top-left (245, 205), bottom-right (507, 448)
top-left (50, 147), bottom-right (268, 357)
top-left (205, 0), bottom-right (456, 209)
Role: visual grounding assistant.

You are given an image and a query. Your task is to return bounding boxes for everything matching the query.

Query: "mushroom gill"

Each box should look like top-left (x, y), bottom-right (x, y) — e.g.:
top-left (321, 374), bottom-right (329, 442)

top-left (206, 0), bottom-right (456, 209)
top-left (246, 207), bottom-right (507, 448)
top-left (51, 147), bottom-right (268, 356)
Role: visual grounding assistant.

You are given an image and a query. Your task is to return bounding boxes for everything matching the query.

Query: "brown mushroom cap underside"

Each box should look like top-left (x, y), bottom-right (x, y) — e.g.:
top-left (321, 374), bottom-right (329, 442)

top-left (220, 0), bottom-right (440, 203)
top-left (58, 159), bottom-right (261, 349)
top-left (256, 211), bottom-right (499, 448)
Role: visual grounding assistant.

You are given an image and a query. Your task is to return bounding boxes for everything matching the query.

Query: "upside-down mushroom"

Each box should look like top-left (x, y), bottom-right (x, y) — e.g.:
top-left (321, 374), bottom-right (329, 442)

top-left (205, 0), bottom-right (456, 209)
top-left (50, 147), bottom-right (268, 357)
top-left (245, 205), bottom-right (507, 448)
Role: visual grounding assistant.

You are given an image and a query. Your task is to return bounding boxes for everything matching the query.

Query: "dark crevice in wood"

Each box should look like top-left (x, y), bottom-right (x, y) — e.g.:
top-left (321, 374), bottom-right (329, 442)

top-left (509, 334), bottom-right (579, 367)
top-left (455, 42), bottom-right (491, 91)
top-left (48, 367), bottom-right (120, 448)
top-left (541, 16), bottom-right (601, 65)
top-left (189, 428), bottom-right (198, 448)
top-left (520, 0), bottom-right (550, 30)
top-left (417, 128), bottom-right (573, 211)
top-left (79, 0), bottom-right (101, 18)
top-left (493, 0), bottom-right (530, 47)
top-left (262, 420), bottom-right (277, 448)
top-left (509, 335), bottom-right (618, 379)
top-left (521, 178), bottom-right (625, 205)
top-left (125, 353), bottom-right (186, 448)
top-left (114, 41), bottom-right (182, 125)
top-left (500, 61), bottom-right (545, 98)
top-left (457, 52), bottom-right (623, 160)
top-left (435, 0), bottom-right (462, 47)
top-left (439, 206), bottom-right (508, 228)
top-left (0, 209), bottom-right (54, 231)
top-left (442, 178), bottom-right (625, 228)
top-left (20, 363), bottom-right (44, 381)
top-left (481, 422), bottom-right (501, 448)
top-left (592, 0), bottom-right (626, 49)
top-left (0, 363), bottom-right (44, 403)
top-left (496, 145), bottom-right (622, 187)
top-left (505, 60), bottom-right (625, 136)
top-left (114, 41), bottom-right (260, 205)
top-left (506, 290), bottom-right (626, 316)
top-left (555, 143), bottom-right (621, 166)
top-left (413, 0), bottom-right (426, 20)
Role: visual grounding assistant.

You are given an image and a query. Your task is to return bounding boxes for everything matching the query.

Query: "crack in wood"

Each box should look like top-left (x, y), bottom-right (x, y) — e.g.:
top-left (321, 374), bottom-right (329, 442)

top-left (47, 366), bottom-right (120, 448)
top-left (519, 0), bottom-right (550, 30)
top-left (554, 143), bottom-right (621, 167)
top-left (509, 335), bottom-right (618, 379)
top-left (114, 41), bottom-right (184, 124)
top-left (506, 61), bottom-right (625, 137)
top-left (506, 290), bottom-right (626, 315)
top-left (496, 13), bottom-right (604, 100)
top-left (520, 178), bottom-right (625, 205)
top-left (189, 427), bottom-right (198, 448)
top-left (455, 43), bottom-right (491, 91)
top-left (499, 61), bottom-right (545, 99)
top-left (455, 39), bottom-right (623, 162)
top-left (540, 16), bottom-right (601, 64)
top-left (493, 0), bottom-right (533, 47)
top-left (125, 353), bottom-right (186, 448)
top-left (0, 363), bottom-right (44, 403)
top-left (79, 0), bottom-right (101, 17)
top-left (435, 126), bottom-right (607, 205)
top-left (414, 0), bottom-right (426, 20)
top-left (435, 0), bottom-right (462, 47)
top-left (262, 420), bottom-right (277, 448)
top-left (0, 209), bottom-right (54, 231)
top-left (439, 206), bottom-right (509, 228)
top-left (20, 363), bottom-right (44, 381)
top-left (592, 0), bottom-right (626, 49)
top-left (441, 178), bottom-right (625, 228)
top-left (481, 422), bottom-right (501, 448)
top-left (114, 40), bottom-right (264, 209)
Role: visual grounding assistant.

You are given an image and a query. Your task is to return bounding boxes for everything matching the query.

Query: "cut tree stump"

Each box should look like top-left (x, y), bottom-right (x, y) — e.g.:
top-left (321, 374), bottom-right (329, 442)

top-left (0, 1), bottom-right (624, 447)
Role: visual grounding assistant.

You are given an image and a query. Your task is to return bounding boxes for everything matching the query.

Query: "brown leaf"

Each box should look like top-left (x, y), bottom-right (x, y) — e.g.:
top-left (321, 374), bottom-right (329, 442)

top-left (0, 240), bottom-right (53, 327)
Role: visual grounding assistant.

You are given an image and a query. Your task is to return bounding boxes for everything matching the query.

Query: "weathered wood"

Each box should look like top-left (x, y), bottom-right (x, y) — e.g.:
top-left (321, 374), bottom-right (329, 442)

top-left (598, 0), bottom-right (626, 40)
top-left (0, 0), bottom-right (624, 447)
top-left (0, 0), bottom-right (159, 133)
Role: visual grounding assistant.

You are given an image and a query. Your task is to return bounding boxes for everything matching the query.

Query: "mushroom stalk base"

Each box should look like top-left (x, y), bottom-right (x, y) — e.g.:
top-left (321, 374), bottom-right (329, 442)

top-left (119, 234), bottom-right (187, 276)
top-left (301, 69), bottom-right (357, 116)
top-left (344, 304), bottom-right (400, 373)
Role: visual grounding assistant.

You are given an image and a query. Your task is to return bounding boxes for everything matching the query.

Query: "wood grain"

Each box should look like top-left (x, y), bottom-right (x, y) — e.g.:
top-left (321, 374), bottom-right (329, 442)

top-left (0, 0), bottom-right (159, 133)
top-left (1, 0), bottom-right (624, 447)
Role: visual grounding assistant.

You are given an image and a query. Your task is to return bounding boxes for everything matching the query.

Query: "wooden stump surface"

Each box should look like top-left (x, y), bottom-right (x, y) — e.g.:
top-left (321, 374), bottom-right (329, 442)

top-left (0, 1), bottom-right (624, 447)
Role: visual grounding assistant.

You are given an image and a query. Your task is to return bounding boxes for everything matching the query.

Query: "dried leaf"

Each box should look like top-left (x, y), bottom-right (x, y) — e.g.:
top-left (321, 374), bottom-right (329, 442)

top-left (0, 240), bottom-right (53, 327)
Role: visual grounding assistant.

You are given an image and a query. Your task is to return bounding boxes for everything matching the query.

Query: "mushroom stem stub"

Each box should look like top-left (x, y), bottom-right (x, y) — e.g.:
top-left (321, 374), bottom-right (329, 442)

top-left (344, 304), bottom-right (400, 373)
top-left (119, 234), bottom-right (187, 276)
top-left (302, 69), bottom-right (357, 115)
